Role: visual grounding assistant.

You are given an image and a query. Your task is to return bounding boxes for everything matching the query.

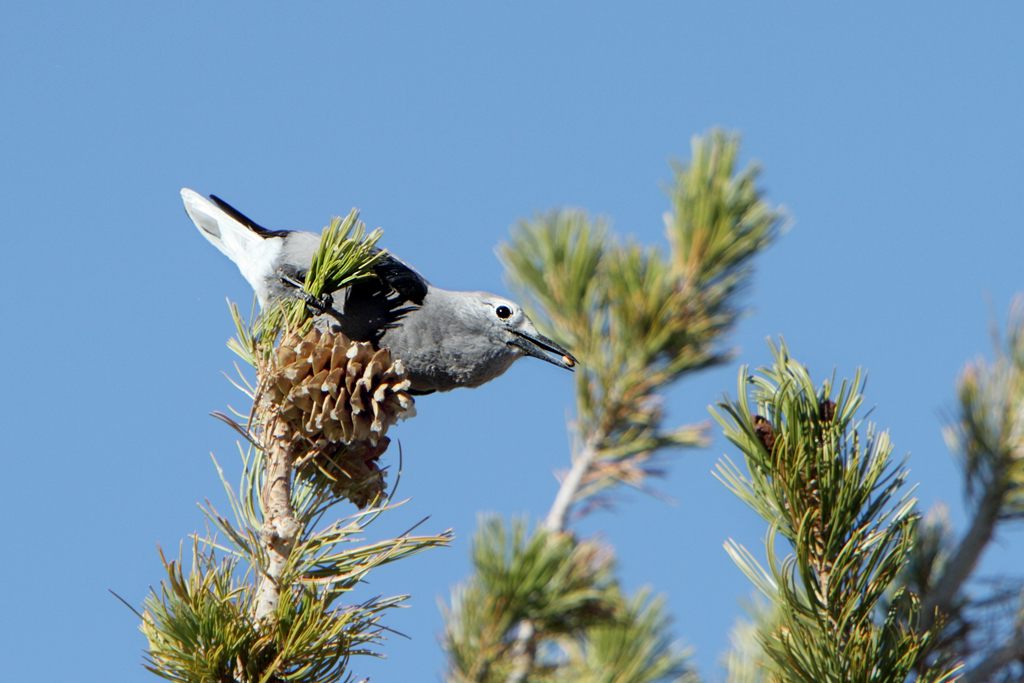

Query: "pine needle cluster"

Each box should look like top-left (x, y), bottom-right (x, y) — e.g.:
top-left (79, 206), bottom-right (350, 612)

top-left (443, 519), bottom-right (693, 683)
top-left (443, 518), bottom-right (618, 683)
top-left (907, 297), bottom-right (1024, 681)
top-left (235, 210), bottom-right (386, 361)
top-left (712, 339), bottom-right (959, 683)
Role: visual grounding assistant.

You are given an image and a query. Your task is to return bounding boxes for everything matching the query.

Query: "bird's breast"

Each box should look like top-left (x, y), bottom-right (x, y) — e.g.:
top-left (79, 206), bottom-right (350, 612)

top-left (381, 326), bottom-right (519, 393)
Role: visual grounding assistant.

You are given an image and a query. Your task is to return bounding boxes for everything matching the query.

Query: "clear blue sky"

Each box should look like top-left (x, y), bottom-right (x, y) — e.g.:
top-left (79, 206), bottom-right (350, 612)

top-left (2, 3), bottom-right (1022, 681)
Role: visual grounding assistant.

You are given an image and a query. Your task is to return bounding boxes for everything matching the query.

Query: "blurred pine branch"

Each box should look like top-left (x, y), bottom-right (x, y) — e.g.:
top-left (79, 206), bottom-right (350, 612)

top-left (444, 130), bottom-right (782, 683)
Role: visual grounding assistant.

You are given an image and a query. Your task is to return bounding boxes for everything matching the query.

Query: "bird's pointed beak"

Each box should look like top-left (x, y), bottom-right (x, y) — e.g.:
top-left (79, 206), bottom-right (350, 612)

top-left (509, 329), bottom-right (577, 371)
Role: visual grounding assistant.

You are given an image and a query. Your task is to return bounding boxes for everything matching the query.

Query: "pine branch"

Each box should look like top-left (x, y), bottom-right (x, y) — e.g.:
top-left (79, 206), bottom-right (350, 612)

top-left (500, 130), bottom-right (781, 529)
top-left (503, 620), bottom-right (536, 683)
top-left (544, 430), bottom-right (606, 533)
top-left (535, 590), bottom-right (695, 683)
top-left (922, 298), bottom-right (1024, 637)
top-left (920, 483), bottom-right (1002, 633)
top-left (960, 629), bottom-right (1024, 683)
top-left (442, 130), bottom-right (783, 683)
top-left (721, 596), bottom-right (777, 683)
top-left (443, 518), bottom-right (617, 683)
top-left (254, 415), bottom-right (303, 622)
top-left (712, 339), bottom-right (958, 683)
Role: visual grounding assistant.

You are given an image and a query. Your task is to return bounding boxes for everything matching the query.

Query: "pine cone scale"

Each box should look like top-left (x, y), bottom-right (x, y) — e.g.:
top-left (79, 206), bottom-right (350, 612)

top-left (265, 328), bottom-right (416, 507)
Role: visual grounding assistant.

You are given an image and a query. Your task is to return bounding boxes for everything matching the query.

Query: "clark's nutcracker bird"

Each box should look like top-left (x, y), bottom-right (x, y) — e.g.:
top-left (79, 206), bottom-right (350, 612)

top-left (181, 189), bottom-right (577, 395)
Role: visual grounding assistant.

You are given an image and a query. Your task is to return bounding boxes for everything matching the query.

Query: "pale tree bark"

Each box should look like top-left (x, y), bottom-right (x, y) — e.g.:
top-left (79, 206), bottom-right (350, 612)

top-left (544, 432), bottom-right (604, 533)
top-left (254, 417), bottom-right (302, 623)
top-left (504, 430), bottom-right (605, 683)
top-left (920, 484), bottom-right (1003, 633)
top-left (503, 620), bottom-right (537, 683)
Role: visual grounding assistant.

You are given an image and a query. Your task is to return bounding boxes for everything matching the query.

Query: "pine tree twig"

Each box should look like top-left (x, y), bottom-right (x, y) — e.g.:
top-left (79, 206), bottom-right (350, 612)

top-left (499, 430), bottom-right (601, 682)
top-left (920, 483), bottom-right (1004, 633)
top-left (923, 326), bottom-right (1024, 635)
top-left (544, 429), bottom-right (605, 533)
top-left (503, 619), bottom-right (536, 683)
top-left (254, 415), bottom-right (302, 622)
top-left (960, 629), bottom-right (1024, 683)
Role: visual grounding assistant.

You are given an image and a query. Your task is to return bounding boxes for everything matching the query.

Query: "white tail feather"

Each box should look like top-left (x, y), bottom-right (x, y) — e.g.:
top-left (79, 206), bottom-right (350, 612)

top-left (181, 188), bottom-right (282, 305)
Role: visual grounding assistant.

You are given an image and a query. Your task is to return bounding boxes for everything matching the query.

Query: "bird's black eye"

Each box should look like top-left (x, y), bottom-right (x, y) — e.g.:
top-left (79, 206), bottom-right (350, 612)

top-left (496, 305), bottom-right (512, 319)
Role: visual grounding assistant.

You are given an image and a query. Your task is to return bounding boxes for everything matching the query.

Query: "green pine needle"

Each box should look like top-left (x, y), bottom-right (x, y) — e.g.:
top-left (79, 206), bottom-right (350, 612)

top-left (305, 210), bottom-right (385, 301)
top-left (225, 210), bottom-right (386, 366)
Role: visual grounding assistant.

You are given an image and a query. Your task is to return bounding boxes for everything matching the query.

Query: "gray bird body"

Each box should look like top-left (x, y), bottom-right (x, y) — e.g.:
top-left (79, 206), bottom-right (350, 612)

top-left (181, 189), bottom-right (576, 394)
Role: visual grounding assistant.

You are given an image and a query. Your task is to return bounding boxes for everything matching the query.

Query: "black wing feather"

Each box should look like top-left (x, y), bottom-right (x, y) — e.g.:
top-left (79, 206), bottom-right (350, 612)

top-left (373, 254), bottom-right (429, 305)
top-left (210, 195), bottom-right (292, 238)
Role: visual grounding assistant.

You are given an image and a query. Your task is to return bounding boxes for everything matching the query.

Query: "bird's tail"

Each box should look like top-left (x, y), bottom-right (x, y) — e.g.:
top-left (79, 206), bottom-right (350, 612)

top-left (181, 188), bottom-right (283, 305)
top-left (181, 188), bottom-right (265, 262)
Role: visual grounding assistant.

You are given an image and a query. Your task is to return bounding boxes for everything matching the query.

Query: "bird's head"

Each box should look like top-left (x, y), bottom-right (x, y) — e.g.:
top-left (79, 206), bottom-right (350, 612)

top-left (472, 294), bottom-right (577, 371)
